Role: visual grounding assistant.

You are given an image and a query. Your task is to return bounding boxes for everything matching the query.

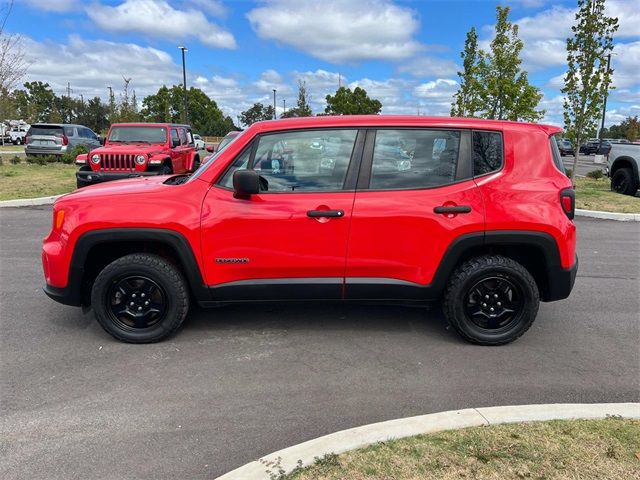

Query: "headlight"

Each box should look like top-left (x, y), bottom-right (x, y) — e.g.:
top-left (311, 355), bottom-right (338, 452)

top-left (135, 155), bottom-right (146, 165)
top-left (91, 154), bottom-right (100, 164)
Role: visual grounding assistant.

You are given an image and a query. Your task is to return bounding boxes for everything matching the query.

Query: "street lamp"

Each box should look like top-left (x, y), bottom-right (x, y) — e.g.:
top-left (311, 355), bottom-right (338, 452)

top-left (598, 52), bottom-right (613, 149)
top-left (283, 99), bottom-right (286, 115)
top-left (178, 46), bottom-right (188, 124)
top-left (272, 89), bottom-right (277, 120)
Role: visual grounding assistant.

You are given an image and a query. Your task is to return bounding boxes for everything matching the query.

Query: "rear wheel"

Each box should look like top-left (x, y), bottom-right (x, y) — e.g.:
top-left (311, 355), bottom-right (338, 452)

top-left (442, 255), bottom-right (539, 345)
top-left (611, 168), bottom-right (638, 196)
top-left (91, 254), bottom-right (189, 343)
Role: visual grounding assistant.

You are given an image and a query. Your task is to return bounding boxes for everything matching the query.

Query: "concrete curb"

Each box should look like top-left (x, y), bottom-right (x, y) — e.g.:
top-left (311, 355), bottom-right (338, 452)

top-left (0, 195), bottom-right (63, 208)
top-left (216, 402), bottom-right (640, 479)
top-left (575, 208), bottom-right (640, 221)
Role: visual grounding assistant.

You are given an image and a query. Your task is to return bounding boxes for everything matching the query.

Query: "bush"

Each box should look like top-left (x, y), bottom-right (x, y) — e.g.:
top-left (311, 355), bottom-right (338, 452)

top-left (26, 155), bottom-right (38, 164)
top-left (10, 155), bottom-right (21, 165)
top-left (565, 168), bottom-right (573, 178)
top-left (61, 145), bottom-right (88, 165)
top-left (586, 169), bottom-right (604, 180)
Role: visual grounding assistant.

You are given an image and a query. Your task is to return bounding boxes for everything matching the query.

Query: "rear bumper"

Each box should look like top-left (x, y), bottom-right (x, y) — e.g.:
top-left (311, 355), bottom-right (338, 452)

top-left (25, 145), bottom-right (66, 155)
top-left (76, 169), bottom-right (162, 185)
top-left (544, 256), bottom-right (578, 302)
top-left (43, 279), bottom-right (83, 307)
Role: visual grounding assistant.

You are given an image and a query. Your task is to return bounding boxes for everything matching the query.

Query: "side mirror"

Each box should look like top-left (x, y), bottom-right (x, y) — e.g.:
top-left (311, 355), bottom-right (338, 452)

top-left (100, 137), bottom-right (106, 145)
top-left (206, 145), bottom-right (215, 153)
top-left (172, 138), bottom-right (180, 148)
top-left (233, 170), bottom-right (260, 197)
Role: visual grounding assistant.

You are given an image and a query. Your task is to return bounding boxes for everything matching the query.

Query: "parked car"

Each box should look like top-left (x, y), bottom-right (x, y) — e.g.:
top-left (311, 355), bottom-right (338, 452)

top-left (579, 139), bottom-right (611, 155)
top-left (556, 139), bottom-right (574, 156)
top-left (75, 123), bottom-right (200, 188)
top-left (25, 124), bottom-right (100, 156)
top-left (43, 116), bottom-right (577, 346)
top-left (605, 143), bottom-right (640, 196)
top-left (9, 124), bottom-right (29, 145)
top-left (193, 134), bottom-right (205, 150)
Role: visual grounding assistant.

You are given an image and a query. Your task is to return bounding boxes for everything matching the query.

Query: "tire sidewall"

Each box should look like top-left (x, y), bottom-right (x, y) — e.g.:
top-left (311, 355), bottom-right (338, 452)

top-left (92, 258), bottom-right (186, 343)
top-left (448, 265), bottom-right (538, 344)
top-left (611, 168), bottom-right (636, 195)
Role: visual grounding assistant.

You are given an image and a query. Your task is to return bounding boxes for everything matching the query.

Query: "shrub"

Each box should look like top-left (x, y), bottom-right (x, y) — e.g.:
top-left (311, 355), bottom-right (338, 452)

top-left (565, 168), bottom-right (573, 178)
top-left (10, 155), bottom-right (21, 165)
top-left (36, 156), bottom-right (48, 166)
top-left (586, 169), bottom-right (604, 180)
top-left (61, 145), bottom-right (88, 165)
top-left (26, 155), bottom-right (38, 164)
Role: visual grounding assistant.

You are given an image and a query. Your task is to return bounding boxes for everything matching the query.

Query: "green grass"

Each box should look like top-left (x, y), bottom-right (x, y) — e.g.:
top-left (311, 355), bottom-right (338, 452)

top-left (284, 418), bottom-right (640, 480)
top-left (0, 162), bottom-right (76, 200)
top-left (0, 144), bottom-right (25, 154)
top-left (574, 177), bottom-right (640, 213)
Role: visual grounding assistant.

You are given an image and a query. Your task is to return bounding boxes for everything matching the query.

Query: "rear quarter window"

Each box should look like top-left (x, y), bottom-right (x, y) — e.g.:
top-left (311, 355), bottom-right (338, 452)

top-left (473, 131), bottom-right (503, 176)
top-left (549, 137), bottom-right (565, 173)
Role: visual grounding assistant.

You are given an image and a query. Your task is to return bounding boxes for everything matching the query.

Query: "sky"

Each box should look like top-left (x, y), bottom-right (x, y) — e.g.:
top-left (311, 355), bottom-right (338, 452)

top-left (5, 0), bottom-right (639, 128)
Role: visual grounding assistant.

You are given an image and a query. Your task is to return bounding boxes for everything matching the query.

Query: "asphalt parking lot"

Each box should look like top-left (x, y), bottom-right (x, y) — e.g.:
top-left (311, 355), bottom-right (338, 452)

top-left (1, 207), bottom-right (639, 479)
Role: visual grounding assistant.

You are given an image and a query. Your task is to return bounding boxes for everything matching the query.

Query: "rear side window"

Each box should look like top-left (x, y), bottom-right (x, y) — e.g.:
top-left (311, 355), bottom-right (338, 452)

top-left (473, 131), bottom-right (503, 176)
top-left (549, 137), bottom-right (565, 173)
top-left (370, 129), bottom-right (461, 190)
top-left (179, 128), bottom-right (188, 145)
top-left (64, 127), bottom-right (75, 137)
top-left (170, 129), bottom-right (179, 146)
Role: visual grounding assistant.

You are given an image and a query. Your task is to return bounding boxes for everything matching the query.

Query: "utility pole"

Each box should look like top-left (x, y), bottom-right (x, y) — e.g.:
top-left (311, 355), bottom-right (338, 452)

top-left (178, 46), bottom-right (188, 124)
top-left (236, 115), bottom-right (241, 129)
top-left (338, 72), bottom-right (341, 89)
top-left (283, 99), bottom-right (286, 114)
top-left (599, 53), bottom-right (612, 149)
top-left (272, 89), bottom-right (277, 119)
top-left (66, 82), bottom-right (72, 123)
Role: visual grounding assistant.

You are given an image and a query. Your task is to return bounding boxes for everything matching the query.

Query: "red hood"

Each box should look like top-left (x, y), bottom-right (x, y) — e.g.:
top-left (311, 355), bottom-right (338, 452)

top-left (91, 144), bottom-right (168, 155)
top-left (59, 175), bottom-right (171, 201)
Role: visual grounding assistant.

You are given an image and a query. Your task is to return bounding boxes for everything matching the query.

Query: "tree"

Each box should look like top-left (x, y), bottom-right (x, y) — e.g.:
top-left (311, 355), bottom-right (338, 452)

top-left (0, 1), bottom-right (28, 94)
top-left (451, 6), bottom-right (543, 122)
top-left (451, 27), bottom-right (481, 117)
top-left (562, 0), bottom-right (618, 179)
top-left (324, 86), bottom-right (382, 115)
top-left (13, 81), bottom-right (57, 123)
top-left (240, 102), bottom-right (275, 126)
top-left (141, 85), bottom-right (233, 135)
top-left (77, 97), bottom-right (109, 134)
top-left (603, 116), bottom-right (640, 141)
top-left (281, 80), bottom-right (313, 118)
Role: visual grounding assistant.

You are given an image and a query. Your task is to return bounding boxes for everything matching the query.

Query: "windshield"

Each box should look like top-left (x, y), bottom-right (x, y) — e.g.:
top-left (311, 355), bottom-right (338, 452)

top-left (187, 129), bottom-right (247, 183)
top-left (108, 126), bottom-right (167, 143)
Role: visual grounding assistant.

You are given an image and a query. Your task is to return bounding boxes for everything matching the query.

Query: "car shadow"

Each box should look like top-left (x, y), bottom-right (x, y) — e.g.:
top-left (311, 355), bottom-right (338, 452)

top-left (181, 301), bottom-right (459, 343)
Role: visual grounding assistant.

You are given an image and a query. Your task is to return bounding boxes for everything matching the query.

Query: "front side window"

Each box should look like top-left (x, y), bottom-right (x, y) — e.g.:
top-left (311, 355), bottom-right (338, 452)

top-left (369, 129), bottom-right (461, 190)
top-left (220, 129), bottom-right (357, 193)
top-left (473, 131), bottom-right (503, 176)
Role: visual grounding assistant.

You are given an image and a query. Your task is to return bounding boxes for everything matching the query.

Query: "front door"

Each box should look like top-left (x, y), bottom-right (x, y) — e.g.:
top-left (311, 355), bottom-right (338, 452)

top-left (200, 128), bottom-right (363, 301)
top-left (345, 128), bottom-right (486, 300)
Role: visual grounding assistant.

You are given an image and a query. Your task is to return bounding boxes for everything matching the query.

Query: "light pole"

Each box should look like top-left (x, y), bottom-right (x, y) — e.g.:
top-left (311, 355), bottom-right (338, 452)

top-left (283, 99), bottom-right (286, 115)
top-left (178, 46), bottom-right (188, 124)
top-left (272, 89), bottom-right (277, 119)
top-left (598, 52), bottom-right (612, 149)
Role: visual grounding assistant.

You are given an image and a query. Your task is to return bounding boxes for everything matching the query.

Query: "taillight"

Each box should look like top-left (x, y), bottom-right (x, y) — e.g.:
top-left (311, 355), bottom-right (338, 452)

top-left (560, 188), bottom-right (575, 220)
top-left (62, 135), bottom-right (69, 146)
top-left (24, 136), bottom-right (29, 145)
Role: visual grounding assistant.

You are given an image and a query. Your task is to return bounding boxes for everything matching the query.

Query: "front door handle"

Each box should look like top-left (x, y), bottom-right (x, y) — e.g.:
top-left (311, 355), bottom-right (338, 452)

top-left (307, 209), bottom-right (344, 218)
top-left (433, 205), bottom-right (472, 214)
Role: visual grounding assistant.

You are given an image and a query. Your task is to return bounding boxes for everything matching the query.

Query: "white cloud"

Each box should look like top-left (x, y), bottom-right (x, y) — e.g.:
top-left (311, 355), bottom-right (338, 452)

top-left (184, 0), bottom-right (226, 18)
top-left (247, 0), bottom-right (422, 63)
top-left (611, 41), bottom-right (640, 90)
top-left (87, 0), bottom-right (236, 49)
top-left (22, 0), bottom-right (79, 12)
top-left (399, 57), bottom-right (459, 78)
top-left (252, 69), bottom-right (293, 95)
top-left (21, 35), bottom-right (181, 98)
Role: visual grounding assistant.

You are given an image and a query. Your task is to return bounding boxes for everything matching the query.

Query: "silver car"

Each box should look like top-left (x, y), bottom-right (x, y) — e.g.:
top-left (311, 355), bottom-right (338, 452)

top-left (25, 123), bottom-right (101, 156)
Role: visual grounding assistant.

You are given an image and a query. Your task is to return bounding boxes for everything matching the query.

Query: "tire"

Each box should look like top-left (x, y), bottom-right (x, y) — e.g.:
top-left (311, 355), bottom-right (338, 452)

top-left (442, 255), bottom-right (539, 346)
top-left (161, 164), bottom-right (172, 175)
top-left (611, 167), bottom-right (638, 196)
top-left (91, 253), bottom-right (190, 343)
top-left (191, 156), bottom-right (200, 172)
top-left (76, 178), bottom-right (91, 189)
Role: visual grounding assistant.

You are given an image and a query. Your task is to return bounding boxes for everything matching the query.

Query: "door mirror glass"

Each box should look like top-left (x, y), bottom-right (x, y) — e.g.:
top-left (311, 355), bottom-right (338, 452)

top-left (233, 169), bottom-right (260, 197)
top-left (171, 138), bottom-right (180, 148)
top-left (206, 145), bottom-right (215, 153)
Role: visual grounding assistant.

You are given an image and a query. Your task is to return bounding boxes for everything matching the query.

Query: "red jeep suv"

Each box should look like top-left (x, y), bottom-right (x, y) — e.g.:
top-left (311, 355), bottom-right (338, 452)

top-left (75, 123), bottom-right (200, 188)
top-left (43, 116), bottom-right (577, 345)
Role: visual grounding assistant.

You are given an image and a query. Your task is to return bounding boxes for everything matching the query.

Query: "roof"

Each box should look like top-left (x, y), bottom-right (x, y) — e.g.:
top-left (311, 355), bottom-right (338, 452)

top-left (110, 123), bottom-right (192, 128)
top-left (250, 115), bottom-right (562, 136)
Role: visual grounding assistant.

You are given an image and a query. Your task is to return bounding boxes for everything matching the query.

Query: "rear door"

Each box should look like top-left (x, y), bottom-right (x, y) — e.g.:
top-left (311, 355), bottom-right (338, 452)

top-left (26, 125), bottom-right (65, 151)
top-left (345, 128), bottom-right (486, 300)
top-left (200, 128), bottom-right (364, 300)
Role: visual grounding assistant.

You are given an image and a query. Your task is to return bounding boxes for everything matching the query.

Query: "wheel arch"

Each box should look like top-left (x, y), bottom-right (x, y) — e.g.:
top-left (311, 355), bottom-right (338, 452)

top-left (433, 231), bottom-right (572, 302)
top-left (611, 156), bottom-right (639, 182)
top-left (71, 229), bottom-right (209, 306)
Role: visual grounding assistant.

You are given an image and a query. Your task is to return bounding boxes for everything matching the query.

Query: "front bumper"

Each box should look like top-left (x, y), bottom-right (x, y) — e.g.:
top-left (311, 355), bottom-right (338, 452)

top-left (544, 256), bottom-right (578, 302)
top-left (76, 169), bottom-right (162, 185)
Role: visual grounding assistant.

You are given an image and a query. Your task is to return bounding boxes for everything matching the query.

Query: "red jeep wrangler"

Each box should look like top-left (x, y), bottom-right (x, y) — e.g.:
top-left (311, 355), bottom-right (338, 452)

top-left (75, 123), bottom-right (200, 188)
top-left (44, 116), bottom-right (577, 345)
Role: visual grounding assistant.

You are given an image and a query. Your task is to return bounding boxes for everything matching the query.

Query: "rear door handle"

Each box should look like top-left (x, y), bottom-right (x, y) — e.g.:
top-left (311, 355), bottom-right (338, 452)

top-left (433, 205), bottom-right (472, 214)
top-left (307, 209), bottom-right (344, 218)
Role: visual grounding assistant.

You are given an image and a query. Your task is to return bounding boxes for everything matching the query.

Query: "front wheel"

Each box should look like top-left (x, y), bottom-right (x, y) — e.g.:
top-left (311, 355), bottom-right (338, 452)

top-left (611, 168), bottom-right (638, 196)
top-left (91, 254), bottom-right (190, 343)
top-left (442, 255), bottom-right (539, 345)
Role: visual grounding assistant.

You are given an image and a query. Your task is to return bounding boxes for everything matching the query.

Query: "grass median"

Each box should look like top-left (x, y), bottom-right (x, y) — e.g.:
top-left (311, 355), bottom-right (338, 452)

top-left (574, 177), bottom-right (640, 213)
top-left (282, 418), bottom-right (640, 480)
top-left (0, 162), bottom-right (76, 200)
